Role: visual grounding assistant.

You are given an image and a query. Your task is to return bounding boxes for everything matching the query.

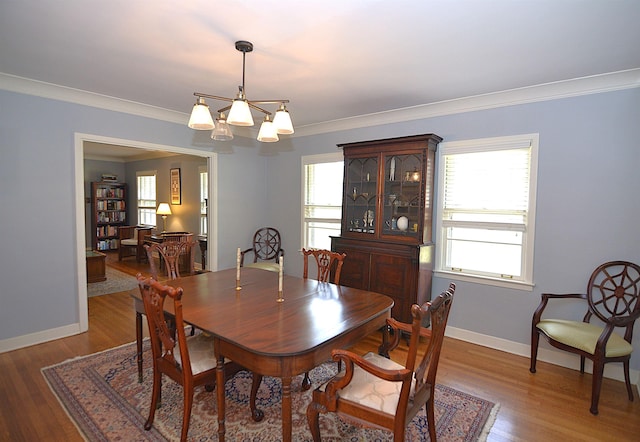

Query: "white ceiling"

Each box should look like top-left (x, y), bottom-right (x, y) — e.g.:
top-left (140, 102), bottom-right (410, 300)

top-left (1, 0), bottom-right (639, 136)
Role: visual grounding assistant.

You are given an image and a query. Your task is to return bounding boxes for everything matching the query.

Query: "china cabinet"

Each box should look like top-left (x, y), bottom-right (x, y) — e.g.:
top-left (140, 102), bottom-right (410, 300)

top-left (331, 134), bottom-right (442, 323)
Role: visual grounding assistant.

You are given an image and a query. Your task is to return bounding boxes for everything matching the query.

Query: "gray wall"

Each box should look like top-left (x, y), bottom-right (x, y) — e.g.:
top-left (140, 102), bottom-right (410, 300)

top-left (267, 88), bottom-right (640, 370)
top-left (0, 89), bottom-right (267, 341)
top-left (1, 86), bottom-right (639, 376)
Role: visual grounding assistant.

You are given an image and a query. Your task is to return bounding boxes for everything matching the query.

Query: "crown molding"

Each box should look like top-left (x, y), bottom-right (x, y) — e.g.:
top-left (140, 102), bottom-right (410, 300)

top-left (2, 69), bottom-right (639, 137)
top-left (0, 73), bottom-right (187, 125)
top-left (294, 68), bottom-right (640, 137)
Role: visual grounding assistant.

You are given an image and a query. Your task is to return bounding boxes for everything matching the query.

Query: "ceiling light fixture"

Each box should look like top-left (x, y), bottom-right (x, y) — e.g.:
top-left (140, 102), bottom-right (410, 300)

top-left (188, 40), bottom-right (294, 143)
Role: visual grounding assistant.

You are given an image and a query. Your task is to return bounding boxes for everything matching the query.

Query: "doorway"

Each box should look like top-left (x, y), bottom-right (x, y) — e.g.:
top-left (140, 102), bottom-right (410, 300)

top-left (74, 133), bottom-right (217, 332)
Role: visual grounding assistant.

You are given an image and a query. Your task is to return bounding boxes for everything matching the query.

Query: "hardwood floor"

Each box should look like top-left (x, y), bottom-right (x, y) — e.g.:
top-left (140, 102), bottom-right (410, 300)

top-left (1, 255), bottom-right (639, 441)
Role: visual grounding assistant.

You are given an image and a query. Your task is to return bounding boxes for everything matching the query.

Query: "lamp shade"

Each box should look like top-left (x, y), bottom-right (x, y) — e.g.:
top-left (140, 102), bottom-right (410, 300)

top-left (188, 98), bottom-right (215, 130)
top-left (156, 203), bottom-right (172, 216)
top-left (257, 116), bottom-right (279, 142)
top-left (273, 103), bottom-right (294, 134)
top-left (211, 113), bottom-right (234, 141)
top-left (227, 98), bottom-right (254, 126)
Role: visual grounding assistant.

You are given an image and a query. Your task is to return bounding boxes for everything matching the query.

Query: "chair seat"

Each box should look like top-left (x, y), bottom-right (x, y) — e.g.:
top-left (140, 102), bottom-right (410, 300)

top-left (537, 319), bottom-right (633, 357)
top-left (320, 352), bottom-right (416, 415)
top-left (175, 333), bottom-right (226, 376)
top-left (120, 238), bottom-right (138, 246)
top-left (245, 262), bottom-right (280, 272)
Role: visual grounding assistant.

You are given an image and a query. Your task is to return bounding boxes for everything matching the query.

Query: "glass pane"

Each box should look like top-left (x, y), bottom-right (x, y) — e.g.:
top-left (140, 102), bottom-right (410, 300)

top-left (382, 153), bottom-right (422, 238)
top-left (445, 227), bottom-right (522, 276)
top-left (139, 208), bottom-right (156, 226)
top-left (345, 157), bottom-right (377, 234)
top-left (304, 205), bottom-right (342, 218)
top-left (305, 221), bottom-right (341, 250)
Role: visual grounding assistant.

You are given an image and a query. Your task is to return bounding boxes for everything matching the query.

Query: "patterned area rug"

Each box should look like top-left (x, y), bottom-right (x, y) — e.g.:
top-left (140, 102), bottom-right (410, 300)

top-left (87, 266), bottom-right (138, 297)
top-left (42, 341), bottom-right (499, 441)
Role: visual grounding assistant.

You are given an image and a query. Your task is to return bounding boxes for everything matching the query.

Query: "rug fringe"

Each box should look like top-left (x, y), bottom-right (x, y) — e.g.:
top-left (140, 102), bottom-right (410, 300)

top-left (40, 340), bottom-right (139, 371)
top-left (477, 402), bottom-right (500, 442)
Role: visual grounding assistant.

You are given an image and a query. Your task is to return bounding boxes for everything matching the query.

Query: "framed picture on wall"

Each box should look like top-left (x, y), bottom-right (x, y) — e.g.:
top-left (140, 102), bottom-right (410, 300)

top-left (170, 168), bottom-right (181, 205)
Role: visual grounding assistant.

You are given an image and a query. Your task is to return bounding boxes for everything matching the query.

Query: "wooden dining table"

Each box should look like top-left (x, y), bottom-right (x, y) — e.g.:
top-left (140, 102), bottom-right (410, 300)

top-left (133, 266), bottom-right (393, 442)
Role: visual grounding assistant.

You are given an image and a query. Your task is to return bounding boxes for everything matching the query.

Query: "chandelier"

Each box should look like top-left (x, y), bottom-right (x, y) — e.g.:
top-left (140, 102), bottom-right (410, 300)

top-left (187, 40), bottom-right (294, 143)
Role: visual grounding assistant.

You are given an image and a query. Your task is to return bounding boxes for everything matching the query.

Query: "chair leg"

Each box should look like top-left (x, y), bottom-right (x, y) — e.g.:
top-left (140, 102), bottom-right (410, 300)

top-left (590, 362), bottom-right (605, 415)
top-left (529, 329), bottom-right (539, 373)
top-left (181, 385), bottom-right (194, 442)
top-left (623, 359), bottom-right (634, 401)
top-left (306, 397), bottom-right (322, 442)
top-left (145, 369), bottom-right (161, 430)
top-left (136, 312), bottom-right (144, 383)
top-left (426, 396), bottom-right (436, 442)
top-left (250, 373), bottom-right (265, 422)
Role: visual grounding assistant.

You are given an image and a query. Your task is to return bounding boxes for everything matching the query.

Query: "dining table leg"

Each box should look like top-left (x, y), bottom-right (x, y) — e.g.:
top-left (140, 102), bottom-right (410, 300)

top-left (281, 376), bottom-right (293, 442)
top-left (216, 355), bottom-right (226, 442)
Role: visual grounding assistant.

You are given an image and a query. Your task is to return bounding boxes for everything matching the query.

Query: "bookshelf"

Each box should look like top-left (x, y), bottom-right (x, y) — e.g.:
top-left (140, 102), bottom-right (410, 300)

top-left (91, 181), bottom-right (127, 251)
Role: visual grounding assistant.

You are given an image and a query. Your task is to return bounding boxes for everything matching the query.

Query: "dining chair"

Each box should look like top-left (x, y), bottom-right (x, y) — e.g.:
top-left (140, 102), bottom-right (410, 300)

top-left (137, 274), bottom-right (244, 442)
top-left (530, 261), bottom-right (640, 415)
top-left (300, 247), bottom-right (347, 389)
top-left (118, 225), bottom-right (152, 262)
top-left (145, 241), bottom-right (196, 280)
top-left (302, 248), bottom-right (347, 286)
top-left (134, 241), bottom-right (197, 383)
top-left (306, 283), bottom-right (455, 442)
top-left (240, 227), bottom-right (284, 272)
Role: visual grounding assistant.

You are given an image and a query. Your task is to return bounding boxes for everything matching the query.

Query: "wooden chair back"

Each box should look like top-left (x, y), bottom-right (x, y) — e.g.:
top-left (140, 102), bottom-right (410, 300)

top-left (136, 274), bottom-right (254, 440)
top-left (144, 241), bottom-right (196, 280)
top-left (302, 248), bottom-right (346, 284)
top-left (307, 283), bottom-right (455, 442)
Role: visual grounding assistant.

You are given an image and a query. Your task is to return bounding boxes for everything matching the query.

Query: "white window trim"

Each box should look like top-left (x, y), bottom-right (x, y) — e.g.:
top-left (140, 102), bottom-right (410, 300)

top-left (199, 165), bottom-right (208, 236)
top-left (301, 152), bottom-right (344, 250)
top-left (434, 134), bottom-right (539, 291)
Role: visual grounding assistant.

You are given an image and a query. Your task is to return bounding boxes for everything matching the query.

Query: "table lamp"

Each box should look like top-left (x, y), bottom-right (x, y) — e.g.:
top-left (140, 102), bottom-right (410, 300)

top-left (156, 203), bottom-right (172, 232)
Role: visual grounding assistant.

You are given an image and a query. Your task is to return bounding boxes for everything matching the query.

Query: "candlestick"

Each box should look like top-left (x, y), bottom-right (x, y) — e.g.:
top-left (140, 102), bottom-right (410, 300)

top-left (236, 247), bottom-right (242, 290)
top-left (277, 256), bottom-right (284, 302)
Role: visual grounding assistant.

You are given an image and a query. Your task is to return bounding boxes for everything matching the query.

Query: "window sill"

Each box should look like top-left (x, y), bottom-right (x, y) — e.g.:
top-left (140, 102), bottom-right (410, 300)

top-left (434, 270), bottom-right (534, 291)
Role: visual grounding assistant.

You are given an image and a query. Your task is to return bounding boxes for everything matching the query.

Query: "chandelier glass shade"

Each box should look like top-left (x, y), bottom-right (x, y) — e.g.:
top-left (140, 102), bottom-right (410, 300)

top-left (257, 115), bottom-right (279, 142)
top-left (211, 112), bottom-right (234, 141)
top-left (188, 40), bottom-right (294, 142)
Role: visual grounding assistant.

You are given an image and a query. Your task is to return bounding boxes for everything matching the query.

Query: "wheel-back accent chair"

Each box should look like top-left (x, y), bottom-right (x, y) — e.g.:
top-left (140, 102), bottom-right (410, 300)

top-left (136, 274), bottom-right (244, 442)
top-left (118, 226), bottom-right (152, 262)
top-left (530, 261), bottom-right (640, 415)
top-left (306, 283), bottom-right (456, 442)
top-left (133, 241), bottom-right (197, 383)
top-left (240, 227), bottom-right (284, 272)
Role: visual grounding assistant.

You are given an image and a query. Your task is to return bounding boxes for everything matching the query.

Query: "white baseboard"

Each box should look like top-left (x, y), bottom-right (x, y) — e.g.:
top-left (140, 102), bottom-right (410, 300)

top-left (446, 326), bottom-right (640, 387)
top-left (0, 323), bottom-right (82, 354)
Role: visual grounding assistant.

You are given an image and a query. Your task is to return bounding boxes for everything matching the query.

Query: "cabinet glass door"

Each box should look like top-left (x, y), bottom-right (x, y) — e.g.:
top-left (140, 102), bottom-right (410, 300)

top-left (383, 153), bottom-right (422, 238)
top-left (345, 156), bottom-right (378, 234)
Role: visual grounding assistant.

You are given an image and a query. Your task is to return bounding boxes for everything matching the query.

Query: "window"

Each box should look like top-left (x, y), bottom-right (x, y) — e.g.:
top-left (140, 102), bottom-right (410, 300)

top-left (435, 134), bottom-right (538, 289)
top-left (302, 153), bottom-right (344, 250)
top-left (136, 170), bottom-right (157, 226)
top-left (199, 167), bottom-right (208, 235)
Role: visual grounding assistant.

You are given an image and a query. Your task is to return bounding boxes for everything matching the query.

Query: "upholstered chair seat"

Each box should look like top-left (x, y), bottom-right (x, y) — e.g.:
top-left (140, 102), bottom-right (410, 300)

top-left (319, 352), bottom-right (417, 415)
top-left (536, 319), bottom-right (633, 358)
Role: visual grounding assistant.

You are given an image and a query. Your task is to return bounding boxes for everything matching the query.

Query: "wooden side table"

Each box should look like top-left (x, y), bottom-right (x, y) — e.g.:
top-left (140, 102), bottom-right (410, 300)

top-left (86, 250), bottom-right (106, 283)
